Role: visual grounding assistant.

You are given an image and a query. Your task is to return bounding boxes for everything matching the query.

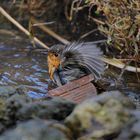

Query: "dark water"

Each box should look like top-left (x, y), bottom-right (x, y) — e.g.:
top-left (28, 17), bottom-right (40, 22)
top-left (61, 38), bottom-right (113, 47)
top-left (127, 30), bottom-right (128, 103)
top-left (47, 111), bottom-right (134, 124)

top-left (0, 31), bottom-right (140, 104)
top-left (0, 32), bottom-right (50, 98)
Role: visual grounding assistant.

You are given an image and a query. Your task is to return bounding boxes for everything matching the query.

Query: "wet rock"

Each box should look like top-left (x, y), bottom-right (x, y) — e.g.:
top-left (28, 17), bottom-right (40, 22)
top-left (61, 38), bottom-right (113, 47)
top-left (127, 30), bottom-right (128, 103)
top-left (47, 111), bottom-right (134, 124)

top-left (16, 97), bottom-right (76, 121)
top-left (132, 111), bottom-right (140, 120)
top-left (0, 86), bottom-right (75, 133)
top-left (65, 91), bottom-right (136, 140)
top-left (0, 86), bottom-right (140, 140)
top-left (131, 120), bottom-right (140, 135)
top-left (0, 85), bottom-right (31, 100)
top-left (0, 86), bottom-right (22, 99)
top-left (114, 116), bottom-right (137, 140)
top-left (115, 110), bottom-right (140, 140)
top-left (0, 99), bottom-right (7, 132)
top-left (124, 91), bottom-right (140, 109)
top-left (0, 119), bottom-right (73, 140)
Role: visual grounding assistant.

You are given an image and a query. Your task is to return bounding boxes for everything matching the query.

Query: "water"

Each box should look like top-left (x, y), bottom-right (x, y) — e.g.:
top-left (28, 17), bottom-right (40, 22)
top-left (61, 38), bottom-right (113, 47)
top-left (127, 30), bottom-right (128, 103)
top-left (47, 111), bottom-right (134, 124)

top-left (0, 31), bottom-right (140, 102)
top-left (0, 32), bottom-right (50, 98)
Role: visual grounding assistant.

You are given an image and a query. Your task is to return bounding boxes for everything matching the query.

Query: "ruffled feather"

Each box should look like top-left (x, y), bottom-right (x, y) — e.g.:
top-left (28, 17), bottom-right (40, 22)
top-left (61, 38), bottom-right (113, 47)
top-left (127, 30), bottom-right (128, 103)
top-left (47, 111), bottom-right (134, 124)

top-left (61, 42), bottom-right (105, 80)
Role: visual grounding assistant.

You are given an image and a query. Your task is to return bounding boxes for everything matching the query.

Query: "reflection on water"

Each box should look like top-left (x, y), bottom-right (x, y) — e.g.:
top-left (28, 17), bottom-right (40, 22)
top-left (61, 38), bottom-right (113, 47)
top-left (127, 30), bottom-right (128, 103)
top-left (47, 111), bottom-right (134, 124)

top-left (0, 33), bottom-right (50, 98)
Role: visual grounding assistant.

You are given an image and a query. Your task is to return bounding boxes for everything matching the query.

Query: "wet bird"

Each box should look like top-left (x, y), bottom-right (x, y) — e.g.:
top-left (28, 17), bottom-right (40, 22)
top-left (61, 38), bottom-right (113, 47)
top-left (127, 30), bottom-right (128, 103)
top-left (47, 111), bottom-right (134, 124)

top-left (47, 41), bottom-right (105, 86)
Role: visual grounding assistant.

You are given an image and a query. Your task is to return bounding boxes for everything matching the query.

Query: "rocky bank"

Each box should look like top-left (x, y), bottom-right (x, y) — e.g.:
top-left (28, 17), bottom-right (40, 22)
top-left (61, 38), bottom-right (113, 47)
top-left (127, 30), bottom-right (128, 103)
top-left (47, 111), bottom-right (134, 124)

top-left (0, 86), bottom-right (139, 140)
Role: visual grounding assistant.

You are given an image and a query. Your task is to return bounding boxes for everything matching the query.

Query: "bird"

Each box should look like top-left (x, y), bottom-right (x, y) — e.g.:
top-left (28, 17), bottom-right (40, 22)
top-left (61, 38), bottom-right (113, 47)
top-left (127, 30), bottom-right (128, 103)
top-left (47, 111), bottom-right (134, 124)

top-left (47, 41), bottom-right (106, 86)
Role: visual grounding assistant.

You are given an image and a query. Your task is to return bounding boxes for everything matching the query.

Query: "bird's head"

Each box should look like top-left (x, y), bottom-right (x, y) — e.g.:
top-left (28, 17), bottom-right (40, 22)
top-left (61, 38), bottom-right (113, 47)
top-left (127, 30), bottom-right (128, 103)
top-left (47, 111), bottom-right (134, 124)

top-left (47, 44), bottom-right (65, 80)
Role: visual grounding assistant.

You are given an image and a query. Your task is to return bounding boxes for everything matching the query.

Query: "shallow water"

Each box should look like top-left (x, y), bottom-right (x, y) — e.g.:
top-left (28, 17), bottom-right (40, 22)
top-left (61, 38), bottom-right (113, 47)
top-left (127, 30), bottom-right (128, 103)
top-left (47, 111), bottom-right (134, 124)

top-left (0, 31), bottom-right (140, 102)
top-left (0, 32), bottom-right (50, 98)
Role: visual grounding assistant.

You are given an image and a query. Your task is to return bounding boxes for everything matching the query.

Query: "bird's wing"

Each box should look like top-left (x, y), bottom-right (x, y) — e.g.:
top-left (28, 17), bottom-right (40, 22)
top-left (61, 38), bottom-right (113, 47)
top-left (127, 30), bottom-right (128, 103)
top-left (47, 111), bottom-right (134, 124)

top-left (61, 42), bottom-right (106, 80)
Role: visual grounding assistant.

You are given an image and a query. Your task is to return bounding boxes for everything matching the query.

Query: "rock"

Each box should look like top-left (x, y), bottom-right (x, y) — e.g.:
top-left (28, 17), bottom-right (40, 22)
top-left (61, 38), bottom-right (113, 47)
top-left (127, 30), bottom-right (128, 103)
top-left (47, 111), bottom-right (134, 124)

top-left (123, 91), bottom-right (140, 109)
top-left (114, 116), bottom-right (137, 140)
top-left (0, 119), bottom-right (73, 140)
top-left (132, 111), bottom-right (140, 120)
top-left (132, 120), bottom-right (140, 135)
top-left (0, 86), bottom-right (32, 102)
top-left (0, 86), bottom-right (140, 140)
top-left (65, 91), bottom-right (136, 140)
top-left (0, 86), bottom-right (75, 133)
top-left (16, 97), bottom-right (76, 121)
top-left (0, 99), bottom-right (7, 132)
top-left (119, 107), bottom-right (140, 139)
top-left (0, 86), bottom-right (23, 99)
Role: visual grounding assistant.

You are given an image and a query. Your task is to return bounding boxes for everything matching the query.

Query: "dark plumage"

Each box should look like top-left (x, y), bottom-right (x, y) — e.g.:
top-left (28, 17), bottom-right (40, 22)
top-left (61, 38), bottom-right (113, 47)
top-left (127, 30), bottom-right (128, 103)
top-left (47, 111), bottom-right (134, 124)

top-left (48, 42), bottom-right (106, 86)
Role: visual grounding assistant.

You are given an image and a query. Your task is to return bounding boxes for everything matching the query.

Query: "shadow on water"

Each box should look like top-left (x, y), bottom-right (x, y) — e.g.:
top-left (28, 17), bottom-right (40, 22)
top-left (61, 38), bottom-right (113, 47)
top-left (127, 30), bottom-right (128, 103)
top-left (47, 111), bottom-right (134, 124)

top-left (0, 32), bottom-right (50, 98)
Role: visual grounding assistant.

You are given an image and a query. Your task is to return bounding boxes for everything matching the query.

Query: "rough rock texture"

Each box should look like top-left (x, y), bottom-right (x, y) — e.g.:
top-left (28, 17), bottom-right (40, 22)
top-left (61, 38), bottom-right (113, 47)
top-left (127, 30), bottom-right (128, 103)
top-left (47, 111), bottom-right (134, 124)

top-left (0, 86), bottom-right (140, 140)
top-left (0, 86), bottom-right (75, 133)
top-left (0, 119), bottom-right (73, 140)
top-left (65, 91), bottom-right (140, 140)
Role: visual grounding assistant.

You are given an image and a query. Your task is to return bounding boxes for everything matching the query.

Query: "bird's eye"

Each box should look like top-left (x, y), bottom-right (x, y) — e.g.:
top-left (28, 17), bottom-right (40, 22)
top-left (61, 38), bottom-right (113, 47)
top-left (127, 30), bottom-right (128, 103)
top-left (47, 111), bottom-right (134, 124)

top-left (54, 53), bottom-right (58, 57)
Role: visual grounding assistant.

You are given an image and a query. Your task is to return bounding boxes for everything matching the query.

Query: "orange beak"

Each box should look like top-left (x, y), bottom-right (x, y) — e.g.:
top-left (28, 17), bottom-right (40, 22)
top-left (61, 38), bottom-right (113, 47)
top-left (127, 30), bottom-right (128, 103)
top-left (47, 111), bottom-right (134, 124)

top-left (47, 53), bottom-right (60, 80)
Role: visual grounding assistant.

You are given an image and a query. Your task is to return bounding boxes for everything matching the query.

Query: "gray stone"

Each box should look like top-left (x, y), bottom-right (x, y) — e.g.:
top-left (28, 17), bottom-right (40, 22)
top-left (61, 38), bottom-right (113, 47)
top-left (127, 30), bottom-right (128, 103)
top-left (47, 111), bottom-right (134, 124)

top-left (0, 119), bottom-right (73, 140)
top-left (132, 121), bottom-right (140, 135)
top-left (0, 86), bottom-right (23, 99)
top-left (16, 97), bottom-right (76, 121)
top-left (65, 91), bottom-right (135, 140)
top-left (0, 86), bottom-right (75, 133)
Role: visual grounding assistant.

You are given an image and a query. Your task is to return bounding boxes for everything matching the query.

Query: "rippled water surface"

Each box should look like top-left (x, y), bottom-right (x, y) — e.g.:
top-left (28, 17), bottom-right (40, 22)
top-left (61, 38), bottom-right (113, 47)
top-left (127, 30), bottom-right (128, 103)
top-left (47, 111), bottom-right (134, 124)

top-left (0, 33), bottom-right (50, 98)
top-left (1, 31), bottom-right (140, 102)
